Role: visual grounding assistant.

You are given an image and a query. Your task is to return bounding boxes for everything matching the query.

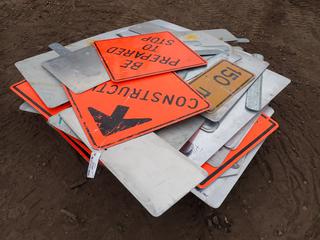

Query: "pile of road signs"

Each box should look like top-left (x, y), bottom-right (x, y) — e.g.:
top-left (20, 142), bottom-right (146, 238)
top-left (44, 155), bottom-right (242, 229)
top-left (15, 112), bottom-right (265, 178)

top-left (10, 20), bottom-right (291, 217)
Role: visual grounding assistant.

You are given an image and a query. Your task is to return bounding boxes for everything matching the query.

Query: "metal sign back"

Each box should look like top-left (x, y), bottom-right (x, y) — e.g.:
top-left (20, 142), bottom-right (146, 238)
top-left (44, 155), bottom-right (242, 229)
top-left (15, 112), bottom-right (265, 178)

top-left (42, 46), bottom-right (110, 94)
top-left (192, 106), bottom-right (274, 208)
top-left (210, 106), bottom-right (274, 166)
top-left (48, 114), bottom-right (78, 139)
top-left (245, 54), bottom-right (265, 111)
top-left (224, 105), bottom-right (274, 149)
top-left (15, 52), bottom-right (69, 108)
top-left (203, 29), bottom-right (249, 43)
top-left (19, 102), bottom-right (38, 114)
top-left (156, 116), bottom-right (205, 149)
top-left (207, 147), bottom-right (230, 167)
top-left (173, 30), bottom-right (231, 49)
top-left (207, 106), bottom-right (274, 168)
top-left (129, 22), bottom-right (171, 34)
top-left (14, 32), bottom-right (119, 107)
top-left (59, 108), bottom-right (207, 217)
top-left (192, 142), bottom-right (263, 208)
top-left (10, 80), bottom-right (70, 120)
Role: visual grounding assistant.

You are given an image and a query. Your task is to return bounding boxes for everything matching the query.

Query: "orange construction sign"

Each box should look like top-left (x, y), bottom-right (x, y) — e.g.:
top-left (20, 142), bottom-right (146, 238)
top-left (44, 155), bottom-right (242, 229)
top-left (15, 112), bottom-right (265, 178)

top-left (198, 113), bottom-right (278, 189)
top-left (65, 73), bottom-right (210, 150)
top-left (94, 31), bottom-right (207, 82)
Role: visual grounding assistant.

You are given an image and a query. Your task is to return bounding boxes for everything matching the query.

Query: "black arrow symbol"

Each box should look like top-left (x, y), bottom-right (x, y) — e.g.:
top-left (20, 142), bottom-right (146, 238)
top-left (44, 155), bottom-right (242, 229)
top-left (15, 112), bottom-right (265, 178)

top-left (88, 105), bottom-right (152, 136)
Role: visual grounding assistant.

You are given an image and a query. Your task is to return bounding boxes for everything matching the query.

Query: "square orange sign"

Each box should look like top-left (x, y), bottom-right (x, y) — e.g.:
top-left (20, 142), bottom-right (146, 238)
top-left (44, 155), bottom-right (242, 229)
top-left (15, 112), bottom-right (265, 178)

top-left (94, 31), bottom-right (207, 82)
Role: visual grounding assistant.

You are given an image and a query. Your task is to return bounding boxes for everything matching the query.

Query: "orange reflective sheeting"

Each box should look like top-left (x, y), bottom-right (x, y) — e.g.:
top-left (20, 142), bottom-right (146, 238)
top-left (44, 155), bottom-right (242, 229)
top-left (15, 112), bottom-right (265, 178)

top-left (198, 113), bottom-right (278, 189)
top-left (65, 73), bottom-right (210, 150)
top-left (94, 31), bottom-right (207, 82)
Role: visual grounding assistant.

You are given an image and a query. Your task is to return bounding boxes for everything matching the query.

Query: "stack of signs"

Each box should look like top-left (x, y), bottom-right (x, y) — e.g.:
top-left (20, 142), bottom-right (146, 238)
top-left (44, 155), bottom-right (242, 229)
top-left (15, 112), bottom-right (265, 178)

top-left (10, 20), bottom-right (290, 217)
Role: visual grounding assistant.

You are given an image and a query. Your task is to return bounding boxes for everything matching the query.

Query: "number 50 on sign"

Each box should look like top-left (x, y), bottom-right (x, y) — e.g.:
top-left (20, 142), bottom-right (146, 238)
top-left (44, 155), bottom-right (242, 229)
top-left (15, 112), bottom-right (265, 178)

top-left (190, 60), bottom-right (254, 111)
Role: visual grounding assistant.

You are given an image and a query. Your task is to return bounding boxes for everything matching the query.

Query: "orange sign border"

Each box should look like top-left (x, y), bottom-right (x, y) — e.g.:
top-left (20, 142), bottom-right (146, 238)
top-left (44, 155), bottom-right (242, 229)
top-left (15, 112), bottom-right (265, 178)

top-left (10, 80), bottom-right (70, 119)
top-left (197, 113), bottom-right (278, 189)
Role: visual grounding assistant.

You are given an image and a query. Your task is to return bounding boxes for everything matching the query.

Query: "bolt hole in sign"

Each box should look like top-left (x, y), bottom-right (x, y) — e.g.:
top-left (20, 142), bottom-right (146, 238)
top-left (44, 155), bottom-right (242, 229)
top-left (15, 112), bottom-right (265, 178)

top-left (93, 32), bottom-right (207, 82)
top-left (65, 72), bottom-right (210, 150)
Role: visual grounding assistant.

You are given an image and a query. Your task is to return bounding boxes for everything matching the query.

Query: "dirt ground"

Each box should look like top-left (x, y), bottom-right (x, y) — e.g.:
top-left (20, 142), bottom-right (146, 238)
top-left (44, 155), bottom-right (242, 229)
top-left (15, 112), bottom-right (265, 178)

top-left (1, 0), bottom-right (320, 239)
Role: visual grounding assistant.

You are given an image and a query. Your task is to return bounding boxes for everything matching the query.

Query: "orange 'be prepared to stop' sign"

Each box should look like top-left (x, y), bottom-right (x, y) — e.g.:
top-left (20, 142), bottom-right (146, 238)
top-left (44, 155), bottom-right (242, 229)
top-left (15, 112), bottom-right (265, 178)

top-left (94, 31), bottom-right (207, 82)
top-left (65, 73), bottom-right (210, 150)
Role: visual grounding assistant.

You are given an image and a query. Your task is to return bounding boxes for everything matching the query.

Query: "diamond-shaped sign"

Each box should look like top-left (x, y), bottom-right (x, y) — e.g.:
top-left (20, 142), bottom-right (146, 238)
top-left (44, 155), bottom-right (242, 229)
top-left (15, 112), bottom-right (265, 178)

top-left (94, 31), bottom-right (207, 82)
top-left (65, 73), bottom-right (210, 150)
